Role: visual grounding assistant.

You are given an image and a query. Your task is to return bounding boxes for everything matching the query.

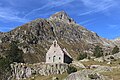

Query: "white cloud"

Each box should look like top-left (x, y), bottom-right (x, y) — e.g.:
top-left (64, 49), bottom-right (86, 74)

top-left (108, 24), bottom-right (119, 29)
top-left (23, 0), bottom-right (74, 18)
top-left (78, 19), bottom-right (96, 25)
top-left (79, 0), bottom-right (118, 15)
top-left (0, 7), bottom-right (28, 23)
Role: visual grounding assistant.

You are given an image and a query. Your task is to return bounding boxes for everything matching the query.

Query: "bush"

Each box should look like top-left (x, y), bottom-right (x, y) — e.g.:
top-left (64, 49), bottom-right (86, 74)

top-left (112, 46), bottom-right (119, 55)
top-left (67, 65), bottom-right (77, 74)
top-left (0, 57), bottom-right (11, 80)
top-left (5, 41), bottom-right (24, 63)
top-left (77, 53), bottom-right (87, 60)
top-left (93, 45), bottom-right (103, 58)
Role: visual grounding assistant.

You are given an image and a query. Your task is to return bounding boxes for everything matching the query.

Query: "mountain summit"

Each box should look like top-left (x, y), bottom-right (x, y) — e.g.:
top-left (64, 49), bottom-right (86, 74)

top-left (49, 11), bottom-right (75, 24)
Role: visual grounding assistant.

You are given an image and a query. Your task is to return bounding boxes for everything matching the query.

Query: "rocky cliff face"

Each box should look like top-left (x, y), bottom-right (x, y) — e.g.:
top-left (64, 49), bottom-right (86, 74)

top-left (0, 11), bottom-right (115, 63)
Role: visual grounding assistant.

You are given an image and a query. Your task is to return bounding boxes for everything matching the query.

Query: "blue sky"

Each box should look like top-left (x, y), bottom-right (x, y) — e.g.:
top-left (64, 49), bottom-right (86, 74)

top-left (0, 0), bottom-right (120, 39)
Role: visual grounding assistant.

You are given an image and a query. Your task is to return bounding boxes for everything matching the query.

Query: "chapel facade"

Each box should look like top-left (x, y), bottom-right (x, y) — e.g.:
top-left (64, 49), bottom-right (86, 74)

top-left (46, 40), bottom-right (73, 64)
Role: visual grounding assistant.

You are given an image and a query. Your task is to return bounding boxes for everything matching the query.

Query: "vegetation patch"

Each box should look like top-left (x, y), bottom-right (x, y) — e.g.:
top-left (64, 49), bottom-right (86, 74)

top-left (67, 65), bottom-right (77, 74)
top-left (100, 68), bottom-right (120, 80)
top-left (77, 53), bottom-right (87, 60)
top-left (93, 45), bottom-right (103, 58)
top-left (112, 45), bottom-right (119, 55)
top-left (27, 73), bottom-right (68, 80)
top-left (0, 41), bottom-right (24, 79)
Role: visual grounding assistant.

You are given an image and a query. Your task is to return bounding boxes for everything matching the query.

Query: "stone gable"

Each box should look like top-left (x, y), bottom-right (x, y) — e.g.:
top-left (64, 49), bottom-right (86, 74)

top-left (46, 40), bottom-right (73, 64)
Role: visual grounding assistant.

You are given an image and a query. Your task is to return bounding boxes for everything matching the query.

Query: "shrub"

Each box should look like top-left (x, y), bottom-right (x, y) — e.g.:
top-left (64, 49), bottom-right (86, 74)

top-left (93, 45), bottom-right (103, 58)
top-left (112, 46), bottom-right (119, 55)
top-left (77, 53), bottom-right (87, 60)
top-left (5, 41), bottom-right (24, 63)
top-left (67, 65), bottom-right (77, 74)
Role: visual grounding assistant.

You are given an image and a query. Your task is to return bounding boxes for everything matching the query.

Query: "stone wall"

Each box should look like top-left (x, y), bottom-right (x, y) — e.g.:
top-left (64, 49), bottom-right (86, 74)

top-left (10, 62), bottom-right (68, 80)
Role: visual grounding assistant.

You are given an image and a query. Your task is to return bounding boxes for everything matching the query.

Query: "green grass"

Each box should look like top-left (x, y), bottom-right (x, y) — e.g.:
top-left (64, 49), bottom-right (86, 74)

top-left (27, 72), bottom-right (68, 80)
top-left (81, 60), bottom-right (108, 67)
top-left (80, 59), bottom-right (120, 80)
top-left (81, 59), bottom-right (120, 68)
top-left (100, 68), bottom-right (120, 80)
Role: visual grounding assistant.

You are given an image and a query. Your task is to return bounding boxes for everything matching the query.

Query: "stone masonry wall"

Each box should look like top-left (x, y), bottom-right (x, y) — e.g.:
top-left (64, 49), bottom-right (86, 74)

top-left (10, 62), bottom-right (68, 80)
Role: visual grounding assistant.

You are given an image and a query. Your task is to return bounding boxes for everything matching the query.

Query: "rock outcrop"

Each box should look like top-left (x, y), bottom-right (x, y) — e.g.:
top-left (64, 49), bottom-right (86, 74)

top-left (65, 69), bottom-right (110, 80)
top-left (10, 62), bottom-right (68, 80)
top-left (94, 66), bottom-right (112, 73)
top-left (71, 61), bottom-right (86, 68)
top-left (49, 11), bottom-right (75, 24)
top-left (94, 52), bottom-right (120, 62)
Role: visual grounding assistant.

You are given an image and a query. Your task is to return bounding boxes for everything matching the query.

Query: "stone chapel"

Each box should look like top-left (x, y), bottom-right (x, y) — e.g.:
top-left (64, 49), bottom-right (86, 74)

top-left (46, 40), bottom-right (73, 64)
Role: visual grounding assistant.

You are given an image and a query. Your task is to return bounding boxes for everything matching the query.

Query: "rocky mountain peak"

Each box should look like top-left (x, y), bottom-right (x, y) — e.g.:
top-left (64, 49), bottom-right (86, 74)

top-left (49, 11), bottom-right (75, 24)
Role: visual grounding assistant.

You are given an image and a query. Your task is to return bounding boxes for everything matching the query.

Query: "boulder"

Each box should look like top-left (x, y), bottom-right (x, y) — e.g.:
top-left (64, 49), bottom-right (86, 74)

top-left (94, 66), bottom-right (112, 73)
top-left (104, 55), bottom-right (115, 62)
top-left (107, 62), bottom-right (112, 64)
top-left (94, 57), bottom-right (104, 62)
top-left (90, 65), bottom-right (101, 69)
top-left (80, 59), bottom-right (89, 62)
top-left (72, 61), bottom-right (86, 68)
top-left (65, 69), bottom-right (110, 80)
top-left (114, 52), bottom-right (120, 59)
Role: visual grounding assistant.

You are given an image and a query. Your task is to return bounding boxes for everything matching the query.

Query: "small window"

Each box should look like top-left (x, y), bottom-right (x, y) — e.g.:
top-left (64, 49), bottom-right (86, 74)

top-left (53, 56), bottom-right (56, 62)
top-left (59, 57), bottom-right (61, 60)
top-left (54, 42), bottom-right (56, 47)
top-left (49, 57), bottom-right (50, 59)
